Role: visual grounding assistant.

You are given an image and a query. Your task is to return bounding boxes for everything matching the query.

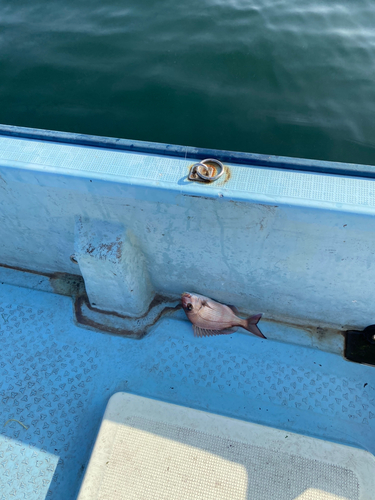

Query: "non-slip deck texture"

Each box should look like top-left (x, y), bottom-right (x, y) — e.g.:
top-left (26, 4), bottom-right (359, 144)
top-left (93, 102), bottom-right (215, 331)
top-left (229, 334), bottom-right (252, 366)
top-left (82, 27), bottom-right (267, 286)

top-left (0, 283), bottom-right (374, 500)
top-left (78, 394), bottom-right (374, 500)
top-left (97, 419), bottom-right (360, 500)
top-left (1, 134), bottom-right (375, 208)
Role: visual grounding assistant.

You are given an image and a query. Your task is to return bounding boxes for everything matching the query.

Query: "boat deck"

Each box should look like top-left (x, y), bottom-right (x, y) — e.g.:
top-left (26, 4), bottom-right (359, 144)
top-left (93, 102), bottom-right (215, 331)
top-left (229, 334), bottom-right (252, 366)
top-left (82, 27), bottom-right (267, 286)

top-left (0, 282), bottom-right (374, 500)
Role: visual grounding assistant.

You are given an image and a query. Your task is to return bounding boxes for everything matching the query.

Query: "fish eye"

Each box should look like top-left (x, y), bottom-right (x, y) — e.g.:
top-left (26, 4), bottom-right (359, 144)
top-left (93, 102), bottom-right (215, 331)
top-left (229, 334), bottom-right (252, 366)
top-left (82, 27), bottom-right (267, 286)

top-left (186, 303), bottom-right (193, 311)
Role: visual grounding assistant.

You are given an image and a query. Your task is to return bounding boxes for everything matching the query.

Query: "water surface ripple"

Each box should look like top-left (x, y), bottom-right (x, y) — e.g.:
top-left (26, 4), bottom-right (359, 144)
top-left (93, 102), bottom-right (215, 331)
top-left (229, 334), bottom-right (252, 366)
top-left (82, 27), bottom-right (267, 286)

top-left (1, 0), bottom-right (375, 164)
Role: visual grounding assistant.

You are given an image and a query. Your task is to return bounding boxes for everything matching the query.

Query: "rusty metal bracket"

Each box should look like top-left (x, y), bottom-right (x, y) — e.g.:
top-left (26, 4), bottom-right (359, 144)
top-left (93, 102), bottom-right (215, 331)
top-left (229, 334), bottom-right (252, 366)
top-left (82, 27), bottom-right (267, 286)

top-left (188, 158), bottom-right (224, 182)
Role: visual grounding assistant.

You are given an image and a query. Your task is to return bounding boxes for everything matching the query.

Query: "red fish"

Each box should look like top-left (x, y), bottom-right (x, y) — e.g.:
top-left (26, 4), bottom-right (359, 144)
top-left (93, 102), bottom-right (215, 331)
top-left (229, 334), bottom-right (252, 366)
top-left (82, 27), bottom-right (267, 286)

top-left (181, 292), bottom-right (265, 339)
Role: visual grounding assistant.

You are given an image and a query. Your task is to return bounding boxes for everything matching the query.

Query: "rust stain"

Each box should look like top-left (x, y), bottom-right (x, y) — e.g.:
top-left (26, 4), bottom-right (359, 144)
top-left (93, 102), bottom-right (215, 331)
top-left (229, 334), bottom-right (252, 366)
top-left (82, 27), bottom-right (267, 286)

top-left (264, 315), bottom-right (344, 337)
top-left (74, 294), bottom-right (181, 339)
top-left (98, 242), bottom-right (116, 253)
top-left (0, 262), bottom-right (52, 278)
top-left (0, 262), bottom-right (84, 296)
top-left (50, 273), bottom-right (85, 296)
top-left (203, 160), bottom-right (218, 178)
top-left (182, 194), bottom-right (213, 200)
top-left (86, 243), bottom-right (95, 254)
top-left (80, 293), bottom-right (177, 320)
top-left (87, 239), bottom-right (122, 262)
top-left (223, 165), bottom-right (231, 184)
top-left (187, 161), bottom-right (231, 185)
top-left (258, 204), bottom-right (279, 210)
top-left (0, 262), bottom-right (180, 339)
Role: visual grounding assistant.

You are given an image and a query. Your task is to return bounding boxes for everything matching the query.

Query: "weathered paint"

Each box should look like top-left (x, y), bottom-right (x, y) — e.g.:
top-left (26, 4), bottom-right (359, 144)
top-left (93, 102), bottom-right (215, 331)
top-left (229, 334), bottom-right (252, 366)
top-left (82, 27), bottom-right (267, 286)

top-left (0, 130), bottom-right (375, 331)
top-left (75, 218), bottom-right (154, 316)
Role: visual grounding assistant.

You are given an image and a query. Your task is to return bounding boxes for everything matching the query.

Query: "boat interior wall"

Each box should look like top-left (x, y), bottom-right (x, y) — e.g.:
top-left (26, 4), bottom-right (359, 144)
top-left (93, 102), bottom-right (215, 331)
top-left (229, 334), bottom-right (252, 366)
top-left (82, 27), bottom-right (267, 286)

top-left (0, 134), bottom-right (374, 335)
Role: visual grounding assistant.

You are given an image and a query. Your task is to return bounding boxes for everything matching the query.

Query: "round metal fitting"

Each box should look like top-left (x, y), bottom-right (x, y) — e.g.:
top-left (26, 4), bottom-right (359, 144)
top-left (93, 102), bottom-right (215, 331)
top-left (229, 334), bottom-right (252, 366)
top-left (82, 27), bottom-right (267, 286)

top-left (189, 158), bottom-right (224, 182)
top-left (197, 158), bottom-right (224, 181)
top-left (70, 254), bottom-right (78, 264)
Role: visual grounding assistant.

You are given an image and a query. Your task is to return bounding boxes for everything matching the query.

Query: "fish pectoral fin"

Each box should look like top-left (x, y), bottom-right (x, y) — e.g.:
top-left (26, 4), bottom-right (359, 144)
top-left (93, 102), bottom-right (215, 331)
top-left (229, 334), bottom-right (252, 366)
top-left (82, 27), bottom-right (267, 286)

top-left (193, 325), bottom-right (238, 337)
top-left (201, 299), bottom-right (213, 310)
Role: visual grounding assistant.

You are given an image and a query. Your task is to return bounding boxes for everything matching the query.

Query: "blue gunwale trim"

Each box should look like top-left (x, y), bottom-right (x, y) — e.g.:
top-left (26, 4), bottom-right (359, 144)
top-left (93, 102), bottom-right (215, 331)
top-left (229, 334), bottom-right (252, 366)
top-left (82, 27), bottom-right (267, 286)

top-left (1, 123), bottom-right (375, 179)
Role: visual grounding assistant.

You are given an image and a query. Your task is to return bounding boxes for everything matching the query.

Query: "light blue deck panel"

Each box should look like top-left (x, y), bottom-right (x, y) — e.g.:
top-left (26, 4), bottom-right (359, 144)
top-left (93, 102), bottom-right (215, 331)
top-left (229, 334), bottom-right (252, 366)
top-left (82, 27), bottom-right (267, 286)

top-left (0, 283), bottom-right (374, 500)
top-left (1, 128), bottom-right (375, 499)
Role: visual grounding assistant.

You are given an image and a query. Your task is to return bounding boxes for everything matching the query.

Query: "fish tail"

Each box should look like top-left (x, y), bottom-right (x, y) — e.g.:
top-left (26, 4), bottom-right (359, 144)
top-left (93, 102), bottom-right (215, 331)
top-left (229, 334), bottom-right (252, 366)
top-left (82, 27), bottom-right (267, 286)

top-left (244, 314), bottom-right (266, 339)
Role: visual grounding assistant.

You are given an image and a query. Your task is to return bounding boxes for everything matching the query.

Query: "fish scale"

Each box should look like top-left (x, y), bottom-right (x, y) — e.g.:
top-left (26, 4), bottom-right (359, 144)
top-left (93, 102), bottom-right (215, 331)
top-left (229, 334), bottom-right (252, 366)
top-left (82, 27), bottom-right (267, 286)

top-left (182, 292), bottom-right (265, 338)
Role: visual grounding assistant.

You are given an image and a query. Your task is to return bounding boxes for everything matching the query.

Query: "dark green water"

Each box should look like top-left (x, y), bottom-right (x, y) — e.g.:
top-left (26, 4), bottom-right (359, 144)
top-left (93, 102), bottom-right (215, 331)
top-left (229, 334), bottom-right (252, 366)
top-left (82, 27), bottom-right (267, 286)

top-left (1, 0), bottom-right (375, 164)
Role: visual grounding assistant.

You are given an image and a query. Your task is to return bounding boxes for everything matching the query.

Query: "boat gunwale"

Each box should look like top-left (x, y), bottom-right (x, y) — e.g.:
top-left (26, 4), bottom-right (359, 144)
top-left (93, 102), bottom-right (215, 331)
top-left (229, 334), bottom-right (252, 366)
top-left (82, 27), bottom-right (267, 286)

top-left (1, 123), bottom-right (375, 179)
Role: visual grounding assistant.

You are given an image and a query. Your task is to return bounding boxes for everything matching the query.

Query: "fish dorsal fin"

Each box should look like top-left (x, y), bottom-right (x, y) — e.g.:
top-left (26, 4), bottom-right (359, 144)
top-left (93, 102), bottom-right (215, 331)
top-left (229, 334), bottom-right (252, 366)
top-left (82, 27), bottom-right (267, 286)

top-left (227, 305), bottom-right (240, 315)
top-left (193, 325), bottom-right (238, 338)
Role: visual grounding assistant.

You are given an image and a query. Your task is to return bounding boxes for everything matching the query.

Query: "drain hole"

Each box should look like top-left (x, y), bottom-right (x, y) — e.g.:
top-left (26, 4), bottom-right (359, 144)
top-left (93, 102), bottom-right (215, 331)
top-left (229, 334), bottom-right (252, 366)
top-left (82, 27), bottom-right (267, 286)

top-left (70, 254), bottom-right (78, 264)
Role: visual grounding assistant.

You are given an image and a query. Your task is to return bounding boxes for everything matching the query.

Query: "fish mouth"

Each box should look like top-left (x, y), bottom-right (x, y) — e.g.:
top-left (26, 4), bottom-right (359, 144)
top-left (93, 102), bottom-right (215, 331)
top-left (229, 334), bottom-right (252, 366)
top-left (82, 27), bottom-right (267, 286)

top-left (181, 292), bottom-right (192, 308)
